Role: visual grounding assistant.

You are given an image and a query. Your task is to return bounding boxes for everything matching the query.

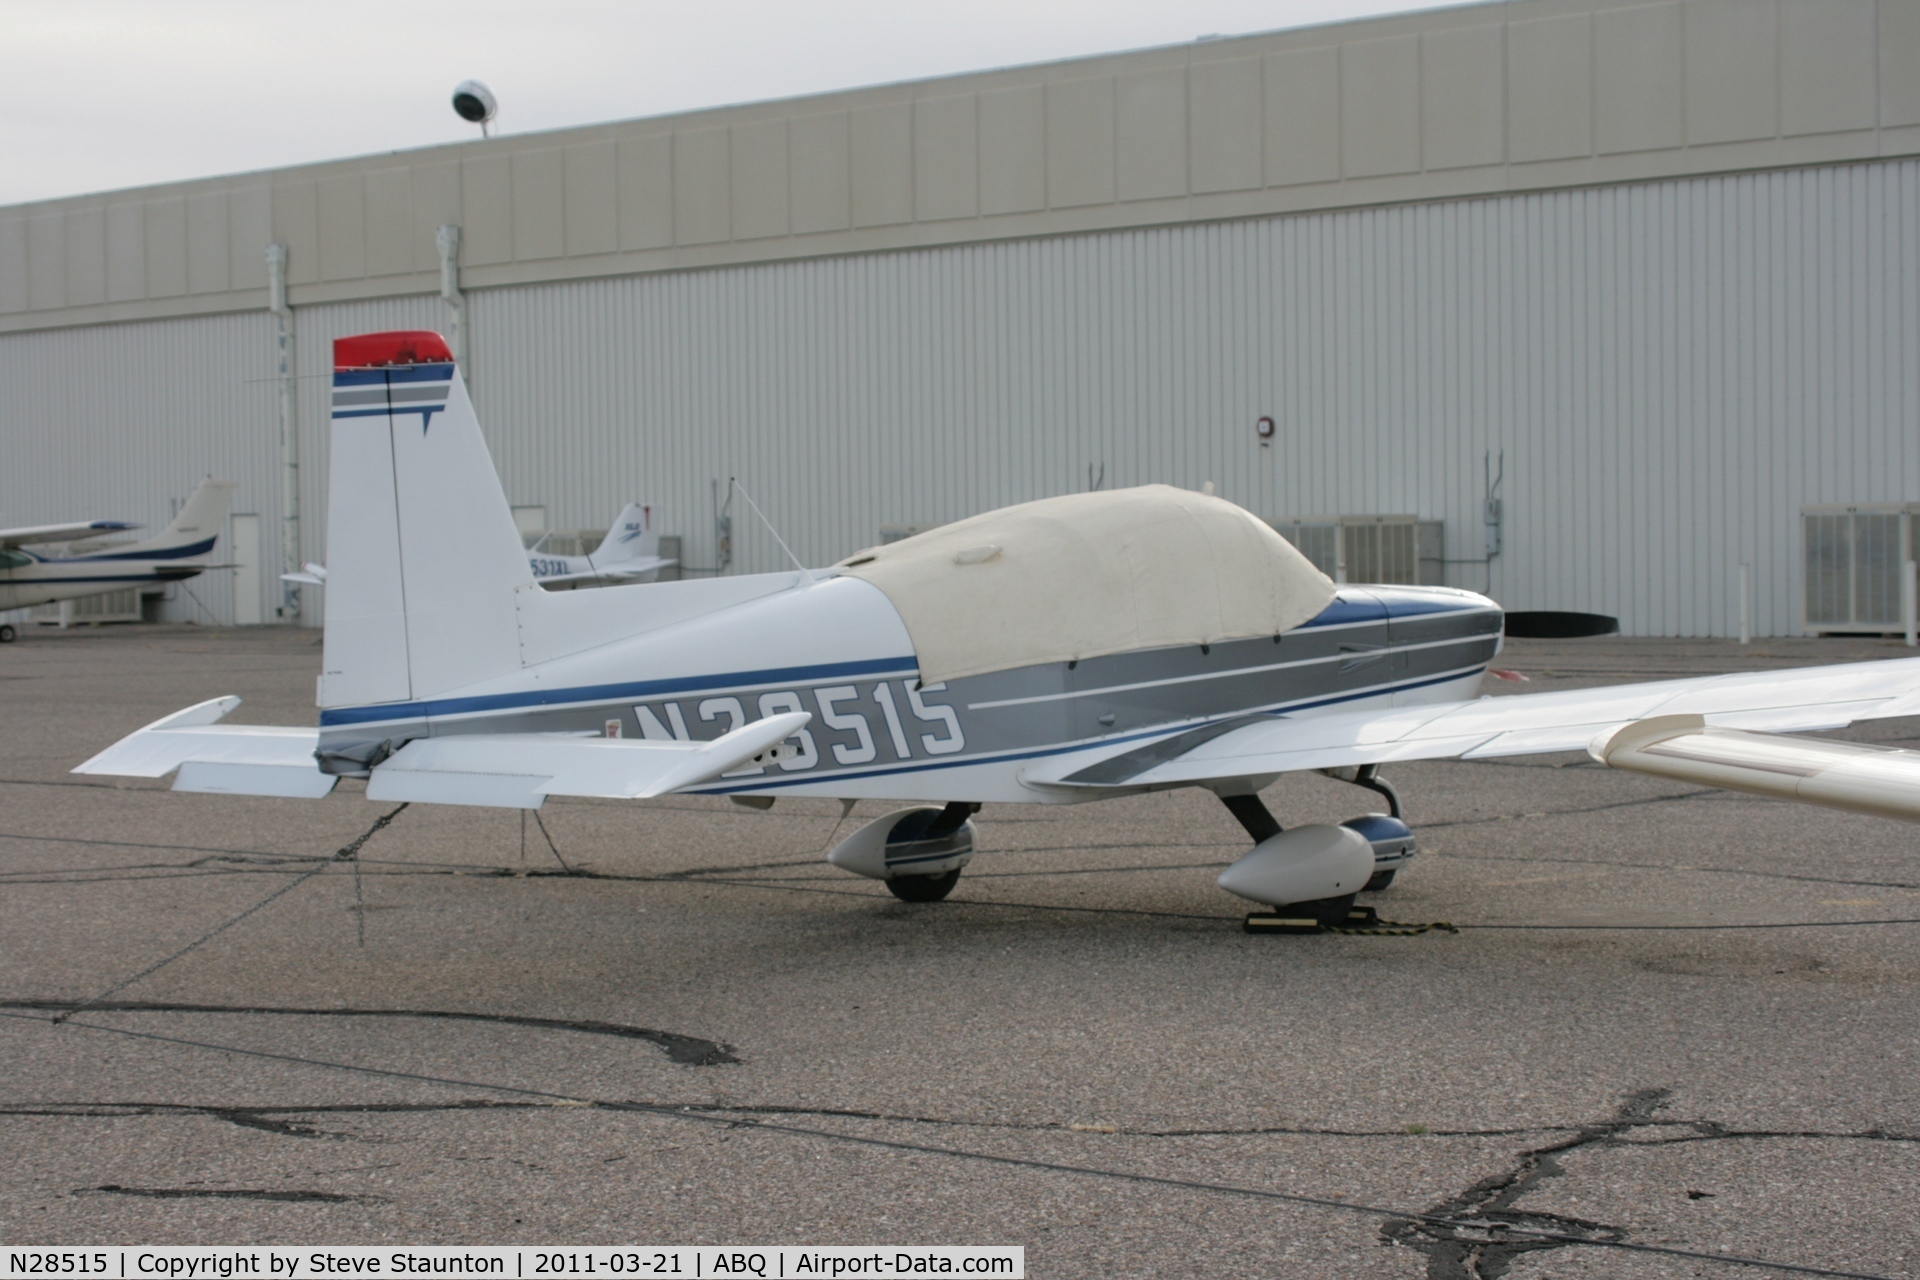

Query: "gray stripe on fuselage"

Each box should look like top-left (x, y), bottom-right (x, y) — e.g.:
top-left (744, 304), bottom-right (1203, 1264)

top-left (316, 606), bottom-right (1501, 786)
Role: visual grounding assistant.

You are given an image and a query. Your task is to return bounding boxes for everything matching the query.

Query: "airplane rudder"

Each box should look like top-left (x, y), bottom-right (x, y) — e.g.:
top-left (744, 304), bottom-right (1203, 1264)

top-left (319, 333), bottom-right (437, 707)
top-left (136, 478), bottom-right (237, 555)
top-left (595, 502), bottom-right (657, 562)
top-left (355, 332), bottom-right (531, 696)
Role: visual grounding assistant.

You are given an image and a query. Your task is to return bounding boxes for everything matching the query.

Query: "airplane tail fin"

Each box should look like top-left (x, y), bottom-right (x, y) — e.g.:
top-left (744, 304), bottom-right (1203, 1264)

top-left (589, 502), bottom-right (659, 566)
top-left (122, 478), bottom-right (237, 559)
top-left (319, 331), bottom-right (533, 709)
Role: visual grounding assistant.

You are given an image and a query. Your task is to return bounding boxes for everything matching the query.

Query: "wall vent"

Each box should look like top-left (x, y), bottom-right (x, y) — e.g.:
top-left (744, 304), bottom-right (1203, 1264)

top-left (1803, 505), bottom-right (1918, 634)
top-left (1269, 516), bottom-right (1443, 586)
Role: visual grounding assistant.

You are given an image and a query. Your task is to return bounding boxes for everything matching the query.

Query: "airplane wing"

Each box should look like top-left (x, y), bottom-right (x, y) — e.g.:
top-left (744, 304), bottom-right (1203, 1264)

top-left (0, 520), bottom-right (141, 549)
top-left (74, 697), bottom-right (809, 808)
top-left (1591, 714), bottom-right (1920, 822)
top-left (1021, 658), bottom-right (1920, 820)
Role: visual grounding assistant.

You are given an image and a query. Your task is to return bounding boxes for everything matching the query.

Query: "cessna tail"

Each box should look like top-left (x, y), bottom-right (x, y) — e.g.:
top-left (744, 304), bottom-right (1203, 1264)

top-left (77, 330), bottom-right (1920, 922)
top-left (528, 502), bottom-right (676, 587)
top-left (0, 477), bottom-right (236, 629)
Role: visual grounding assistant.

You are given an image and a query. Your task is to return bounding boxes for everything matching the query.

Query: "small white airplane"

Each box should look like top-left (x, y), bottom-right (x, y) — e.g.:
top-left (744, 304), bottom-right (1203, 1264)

top-left (285, 503), bottom-right (676, 593)
top-left (526, 503), bottom-right (675, 588)
top-left (0, 479), bottom-right (237, 643)
top-left (76, 331), bottom-right (1920, 923)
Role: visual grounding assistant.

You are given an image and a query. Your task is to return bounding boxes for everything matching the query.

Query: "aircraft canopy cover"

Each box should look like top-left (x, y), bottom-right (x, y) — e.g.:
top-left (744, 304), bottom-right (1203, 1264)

top-left (835, 484), bottom-right (1337, 684)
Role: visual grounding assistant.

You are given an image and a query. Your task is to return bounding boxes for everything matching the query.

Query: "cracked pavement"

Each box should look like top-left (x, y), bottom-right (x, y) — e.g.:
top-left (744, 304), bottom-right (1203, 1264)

top-left (2, 625), bottom-right (1918, 1277)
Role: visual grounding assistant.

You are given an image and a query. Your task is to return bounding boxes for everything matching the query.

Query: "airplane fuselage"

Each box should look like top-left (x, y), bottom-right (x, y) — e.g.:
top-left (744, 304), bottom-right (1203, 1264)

top-left (0, 543), bottom-right (214, 611)
top-left (316, 578), bottom-right (1501, 803)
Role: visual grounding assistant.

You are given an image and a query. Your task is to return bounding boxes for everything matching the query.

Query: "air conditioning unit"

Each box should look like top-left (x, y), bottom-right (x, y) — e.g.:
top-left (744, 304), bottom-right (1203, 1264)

top-left (32, 588), bottom-right (149, 627)
top-left (1803, 504), bottom-right (1919, 634)
top-left (1268, 516), bottom-right (1443, 585)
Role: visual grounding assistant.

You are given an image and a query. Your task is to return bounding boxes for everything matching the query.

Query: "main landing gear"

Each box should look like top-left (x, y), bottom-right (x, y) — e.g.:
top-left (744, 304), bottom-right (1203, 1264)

top-left (0, 623), bottom-right (15, 644)
top-left (827, 801), bottom-right (981, 902)
top-left (1214, 768), bottom-right (1419, 922)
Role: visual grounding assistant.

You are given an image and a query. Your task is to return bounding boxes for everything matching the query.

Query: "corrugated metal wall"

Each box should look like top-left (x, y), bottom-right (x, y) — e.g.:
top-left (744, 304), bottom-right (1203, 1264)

top-left (3, 158), bottom-right (1915, 637)
top-left (0, 310), bottom-right (272, 627)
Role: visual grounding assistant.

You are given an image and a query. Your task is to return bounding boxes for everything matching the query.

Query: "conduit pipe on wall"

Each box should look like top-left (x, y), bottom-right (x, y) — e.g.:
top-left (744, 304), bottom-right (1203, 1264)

top-left (265, 243), bottom-right (300, 623)
top-left (437, 225), bottom-right (467, 372)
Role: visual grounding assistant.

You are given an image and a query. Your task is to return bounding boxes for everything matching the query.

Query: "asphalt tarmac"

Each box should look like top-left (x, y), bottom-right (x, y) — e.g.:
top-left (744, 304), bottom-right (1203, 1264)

top-left (3, 624), bottom-right (1917, 1278)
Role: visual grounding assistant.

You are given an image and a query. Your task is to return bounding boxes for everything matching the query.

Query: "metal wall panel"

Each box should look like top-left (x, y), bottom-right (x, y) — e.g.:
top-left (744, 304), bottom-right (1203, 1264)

top-left (2, 159), bottom-right (1915, 639)
top-left (6, 0), bottom-right (1918, 336)
top-left (0, 310), bottom-right (272, 627)
top-left (468, 158), bottom-right (1919, 639)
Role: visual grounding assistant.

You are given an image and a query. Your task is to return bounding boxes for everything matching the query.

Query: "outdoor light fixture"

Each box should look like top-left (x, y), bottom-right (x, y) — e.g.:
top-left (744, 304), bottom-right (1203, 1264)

top-left (452, 80), bottom-right (498, 136)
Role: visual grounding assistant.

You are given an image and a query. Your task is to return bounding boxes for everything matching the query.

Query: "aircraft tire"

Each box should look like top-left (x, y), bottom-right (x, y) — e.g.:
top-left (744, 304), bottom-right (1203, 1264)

top-left (886, 869), bottom-right (961, 903)
top-left (0, 623), bottom-right (14, 643)
top-left (1364, 869), bottom-right (1397, 892)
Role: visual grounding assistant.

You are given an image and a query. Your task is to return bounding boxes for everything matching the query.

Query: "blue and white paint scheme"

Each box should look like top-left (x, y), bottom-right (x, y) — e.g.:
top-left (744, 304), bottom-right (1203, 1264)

top-left (76, 331), bottom-right (1920, 918)
top-left (0, 478), bottom-right (236, 632)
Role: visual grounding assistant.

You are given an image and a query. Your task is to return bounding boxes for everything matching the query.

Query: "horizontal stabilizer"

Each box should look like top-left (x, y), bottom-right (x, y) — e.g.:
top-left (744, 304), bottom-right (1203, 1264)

top-left (1591, 715), bottom-right (1920, 824)
top-left (175, 761), bottom-right (339, 799)
top-left (366, 711), bottom-right (812, 809)
top-left (73, 696), bottom-right (336, 798)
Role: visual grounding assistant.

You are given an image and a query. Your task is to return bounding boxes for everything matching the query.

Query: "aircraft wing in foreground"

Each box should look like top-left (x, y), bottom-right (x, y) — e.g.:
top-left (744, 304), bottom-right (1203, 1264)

top-left (76, 331), bottom-right (1920, 923)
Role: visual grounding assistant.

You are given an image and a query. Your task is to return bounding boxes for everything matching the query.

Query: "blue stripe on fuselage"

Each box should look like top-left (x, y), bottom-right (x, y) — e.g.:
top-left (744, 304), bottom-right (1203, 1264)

top-left (1298, 591), bottom-right (1494, 627)
top-left (53, 536), bottom-right (218, 562)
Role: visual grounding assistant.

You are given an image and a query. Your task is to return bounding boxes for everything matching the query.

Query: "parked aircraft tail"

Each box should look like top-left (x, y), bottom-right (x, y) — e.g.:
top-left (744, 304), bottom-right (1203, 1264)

top-left (590, 502), bottom-right (657, 565)
top-left (319, 331), bottom-right (533, 708)
top-left (121, 478), bottom-right (236, 559)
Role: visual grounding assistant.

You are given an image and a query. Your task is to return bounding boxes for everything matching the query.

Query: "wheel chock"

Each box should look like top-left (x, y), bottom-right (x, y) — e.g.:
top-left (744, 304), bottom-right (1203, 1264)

top-left (1242, 913), bottom-right (1324, 934)
top-left (1244, 905), bottom-right (1457, 936)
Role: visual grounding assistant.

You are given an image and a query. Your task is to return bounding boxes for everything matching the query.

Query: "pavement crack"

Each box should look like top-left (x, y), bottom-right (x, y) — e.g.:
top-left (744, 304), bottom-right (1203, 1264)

top-left (28, 1096), bottom-right (1905, 1153)
top-left (78, 1184), bottom-right (383, 1204)
top-left (0, 999), bottom-right (739, 1066)
top-left (1383, 1088), bottom-right (1666, 1279)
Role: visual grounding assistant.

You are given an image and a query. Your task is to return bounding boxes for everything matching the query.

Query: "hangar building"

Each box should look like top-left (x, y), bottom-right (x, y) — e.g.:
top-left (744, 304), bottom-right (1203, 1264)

top-left (2, 0), bottom-right (1917, 638)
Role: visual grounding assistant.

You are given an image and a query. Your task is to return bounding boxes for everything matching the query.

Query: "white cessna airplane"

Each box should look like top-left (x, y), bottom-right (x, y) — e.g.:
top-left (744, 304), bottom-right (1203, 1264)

top-left (1, 478), bottom-right (236, 643)
top-left (77, 332), bottom-right (1920, 922)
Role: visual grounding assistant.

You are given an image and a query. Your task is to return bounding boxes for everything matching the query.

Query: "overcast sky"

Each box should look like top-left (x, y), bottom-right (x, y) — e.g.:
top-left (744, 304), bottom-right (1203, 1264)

top-left (1, 0), bottom-right (1452, 206)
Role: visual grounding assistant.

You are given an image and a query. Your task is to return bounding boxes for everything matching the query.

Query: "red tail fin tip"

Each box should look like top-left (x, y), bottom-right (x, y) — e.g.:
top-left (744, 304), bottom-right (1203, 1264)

top-left (334, 331), bottom-right (454, 371)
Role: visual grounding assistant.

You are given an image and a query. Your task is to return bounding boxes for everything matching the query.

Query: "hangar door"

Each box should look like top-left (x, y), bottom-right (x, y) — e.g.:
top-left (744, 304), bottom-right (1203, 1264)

top-left (230, 513), bottom-right (261, 625)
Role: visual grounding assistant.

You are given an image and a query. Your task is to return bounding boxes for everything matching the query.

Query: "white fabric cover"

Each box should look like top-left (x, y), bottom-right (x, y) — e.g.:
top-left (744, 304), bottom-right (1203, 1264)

top-left (836, 485), bottom-right (1335, 683)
